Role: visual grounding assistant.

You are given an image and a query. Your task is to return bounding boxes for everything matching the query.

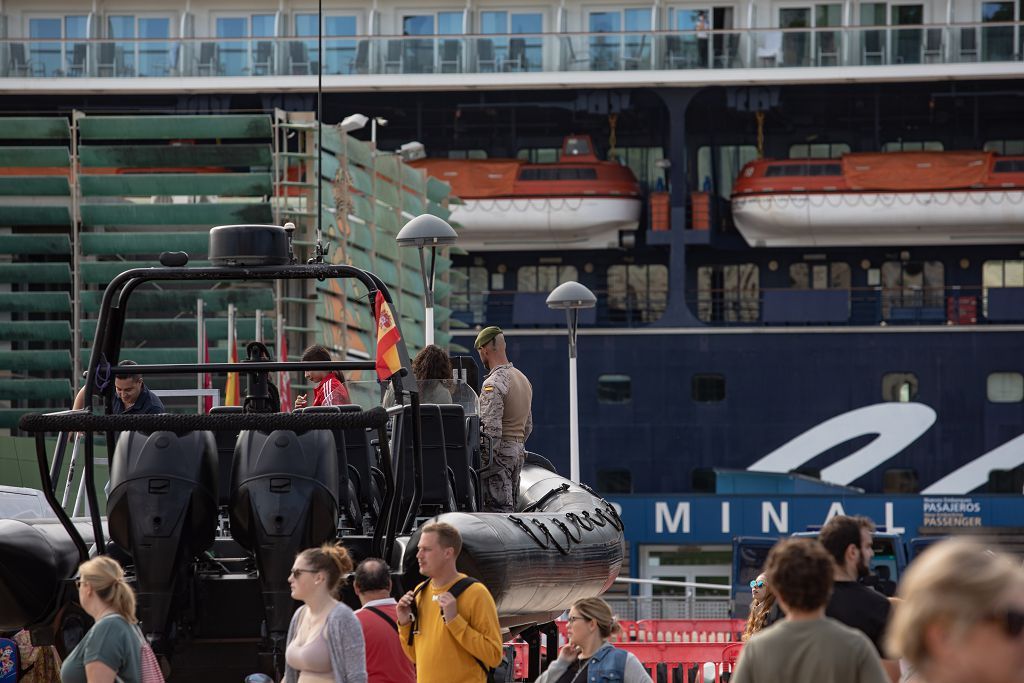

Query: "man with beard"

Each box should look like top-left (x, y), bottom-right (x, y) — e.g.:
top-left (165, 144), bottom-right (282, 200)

top-left (819, 515), bottom-right (898, 682)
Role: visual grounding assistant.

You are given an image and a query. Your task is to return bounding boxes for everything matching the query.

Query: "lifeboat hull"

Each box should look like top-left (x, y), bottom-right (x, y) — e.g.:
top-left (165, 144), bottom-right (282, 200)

top-left (401, 462), bottom-right (624, 628)
top-left (450, 197), bottom-right (642, 251)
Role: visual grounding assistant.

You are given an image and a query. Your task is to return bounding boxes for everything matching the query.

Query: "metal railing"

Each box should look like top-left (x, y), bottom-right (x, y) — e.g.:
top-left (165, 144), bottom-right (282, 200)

top-left (2, 21), bottom-right (1022, 79)
top-left (605, 596), bottom-right (731, 621)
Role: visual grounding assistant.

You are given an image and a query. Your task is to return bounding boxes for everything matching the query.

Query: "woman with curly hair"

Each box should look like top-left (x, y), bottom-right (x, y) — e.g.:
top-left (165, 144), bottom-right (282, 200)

top-left (743, 572), bottom-right (783, 641)
top-left (412, 344), bottom-right (454, 404)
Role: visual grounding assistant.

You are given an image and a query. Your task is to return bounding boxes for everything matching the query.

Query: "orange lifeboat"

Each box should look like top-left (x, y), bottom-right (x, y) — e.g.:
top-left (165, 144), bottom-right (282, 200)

top-left (412, 135), bottom-right (641, 251)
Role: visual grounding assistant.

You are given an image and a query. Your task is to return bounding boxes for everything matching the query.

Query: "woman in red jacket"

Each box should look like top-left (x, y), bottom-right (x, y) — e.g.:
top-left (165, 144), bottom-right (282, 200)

top-left (295, 344), bottom-right (351, 409)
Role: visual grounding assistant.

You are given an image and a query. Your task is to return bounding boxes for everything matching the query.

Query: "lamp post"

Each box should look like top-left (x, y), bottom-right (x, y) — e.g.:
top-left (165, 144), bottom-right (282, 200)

top-left (546, 281), bottom-right (596, 483)
top-left (396, 214), bottom-right (458, 347)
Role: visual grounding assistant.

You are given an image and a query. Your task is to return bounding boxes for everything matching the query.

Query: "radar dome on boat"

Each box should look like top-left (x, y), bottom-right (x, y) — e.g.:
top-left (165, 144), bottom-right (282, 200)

top-left (209, 224), bottom-right (291, 266)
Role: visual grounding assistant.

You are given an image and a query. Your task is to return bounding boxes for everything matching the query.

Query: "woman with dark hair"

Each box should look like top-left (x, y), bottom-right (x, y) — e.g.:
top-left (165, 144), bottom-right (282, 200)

top-left (295, 344), bottom-right (350, 409)
top-left (284, 543), bottom-right (367, 683)
top-left (743, 572), bottom-right (783, 641)
top-left (412, 344), bottom-right (454, 404)
top-left (536, 597), bottom-right (651, 683)
top-left (61, 556), bottom-right (143, 682)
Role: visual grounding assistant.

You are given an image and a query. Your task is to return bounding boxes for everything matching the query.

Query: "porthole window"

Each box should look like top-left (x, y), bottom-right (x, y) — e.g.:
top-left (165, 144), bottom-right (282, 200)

top-left (882, 372), bottom-right (918, 402)
top-left (692, 374), bottom-right (726, 402)
top-left (597, 374), bottom-right (631, 404)
top-left (987, 372), bottom-right (1024, 403)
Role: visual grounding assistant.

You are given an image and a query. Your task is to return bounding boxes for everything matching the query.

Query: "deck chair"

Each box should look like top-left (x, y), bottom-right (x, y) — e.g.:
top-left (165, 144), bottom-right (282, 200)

top-left (817, 31), bottom-right (839, 66)
top-left (623, 34), bottom-right (648, 70)
top-left (959, 27), bottom-right (978, 62)
top-left (476, 38), bottom-right (497, 72)
top-left (561, 35), bottom-right (590, 70)
top-left (350, 39), bottom-right (369, 73)
top-left (252, 41), bottom-right (273, 75)
top-left (383, 39), bottom-right (403, 73)
top-left (756, 31), bottom-right (783, 66)
top-left (862, 30), bottom-right (885, 64)
top-left (504, 37), bottom-right (526, 71)
top-left (196, 42), bottom-right (219, 76)
top-left (98, 43), bottom-right (118, 76)
top-left (288, 42), bottom-right (310, 74)
top-left (439, 38), bottom-right (462, 73)
top-left (68, 44), bottom-right (87, 76)
top-left (922, 28), bottom-right (942, 63)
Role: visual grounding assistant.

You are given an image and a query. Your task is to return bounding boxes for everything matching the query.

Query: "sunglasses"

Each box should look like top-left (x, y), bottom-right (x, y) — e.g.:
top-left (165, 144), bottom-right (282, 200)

top-left (750, 580), bottom-right (766, 589)
top-left (987, 609), bottom-right (1024, 638)
top-left (290, 568), bottom-right (318, 579)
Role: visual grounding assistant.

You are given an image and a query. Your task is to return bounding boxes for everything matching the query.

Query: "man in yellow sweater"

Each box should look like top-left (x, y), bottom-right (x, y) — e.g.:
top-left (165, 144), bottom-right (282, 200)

top-left (396, 521), bottom-right (503, 683)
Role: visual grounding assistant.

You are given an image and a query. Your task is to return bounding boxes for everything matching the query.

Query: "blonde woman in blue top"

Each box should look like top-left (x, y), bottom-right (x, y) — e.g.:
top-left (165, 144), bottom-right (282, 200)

top-left (61, 556), bottom-right (142, 683)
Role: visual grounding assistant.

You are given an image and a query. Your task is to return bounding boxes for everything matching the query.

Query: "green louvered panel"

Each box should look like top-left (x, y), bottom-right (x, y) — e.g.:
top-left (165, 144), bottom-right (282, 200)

top-left (344, 300), bottom-right (372, 331)
top-left (0, 206), bottom-right (71, 226)
top-left (401, 266), bottom-right (424, 296)
top-left (400, 322), bottom-right (425, 350)
top-left (0, 263), bottom-right (71, 284)
top-left (426, 201), bottom-right (451, 220)
top-left (0, 410), bottom-right (35, 430)
top-left (448, 318), bottom-right (469, 329)
top-left (0, 378), bottom-right (71, 400)
top-left (347, 165), bottom-right (374, 196)
top-left (81, 232), bottom-right (211, 256)
top-left (0, 117), bottom-right (70, 139)
top-left (402, 192), bottom-right (425, 216)
top-left (0, 147), bottom-right (70, 167)
top-left (81, 317), bottom-right (274, 342)
top-left (350, 196), bottom-right (374, 221)
top-left (0, 292), bottom-right (71, 312)
top-left (375, 155), bottom-right (401, 184)
top-left (80, 287), bottom-right (274, 313)
top-left (374, 178), bottom-right (401, 209)
top-left (81, 260), bottom-right (212, 284)
top-left (434, 279), bottom-right (452, 300)
top-left (374, 234), bottom-right (399, 261)
top-left (0, 320), bottom-right (71, 342)
top-left (448, 245), bottom-right (468, 256)
top-left (0, 176), bottom-right (70, 196)
top-left (374, 206), bottom-right (401, 234)
top-left (0, 234), bottom-right (71, 255)
top-left (80, 173), bottom-right (273, 197)
top-left (0, 350), bottom-right (71, 372)
top-left (79, 115), bottom-right (272, 140)
top-left (79, 144), bottom-right (272, 168)
top-left (402, 165), bottom-right (426, 193)
top-left (447, 269), bottom-right (468, 283)
top-left (374, 259), bottom-right (400, 289)
top-left (321, 129), bottom-right (374, 168)
top-left (81, 202), bottom-right (272, 226)
top-left (434, 304), bottom-right (452, 325)
top-left (401, 246), bottom-right (420, 268)
top-left (434, 331), bottom-right (452, 349)
top-left (79, 347), bottom-right (236, 367)
top-left (349, 222), bottom-right (373, 251)
top-left (319, 154), bottom-right (341, 183)
top-left (435, 254), bottom-right (452, 271)
top-left (426, 177), bottom-right (451, 204)
top-left (346, 247), bottom-right (373, 272)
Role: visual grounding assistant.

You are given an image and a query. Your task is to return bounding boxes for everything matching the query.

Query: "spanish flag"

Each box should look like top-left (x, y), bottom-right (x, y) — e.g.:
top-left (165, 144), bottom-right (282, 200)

top-left (225, 320), bottom-right (240, 406)
top-left (375, 290), bottom-right (402, 381)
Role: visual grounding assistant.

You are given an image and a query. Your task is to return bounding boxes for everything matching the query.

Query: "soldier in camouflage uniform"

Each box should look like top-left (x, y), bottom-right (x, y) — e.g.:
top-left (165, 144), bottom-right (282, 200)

top-left (475, 326), bottom-right (533, 513)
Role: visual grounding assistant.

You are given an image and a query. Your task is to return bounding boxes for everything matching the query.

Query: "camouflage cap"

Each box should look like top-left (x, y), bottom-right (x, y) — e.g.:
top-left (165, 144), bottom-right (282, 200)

top-left (474, 326), bottom-right (503, 349)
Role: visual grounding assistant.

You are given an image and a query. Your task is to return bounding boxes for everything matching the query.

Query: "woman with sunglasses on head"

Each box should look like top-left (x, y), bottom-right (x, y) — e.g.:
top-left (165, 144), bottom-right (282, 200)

top-left (887, 538), bottom-right (1024, 683)
top-left (284, 543), bottom-right (367, 683)
top-left (61, 556), bottom-right (142, 683)
top-left (743, 573), bottom-right (783, 641)
top-left (536, 597), bottom-right (651, 683)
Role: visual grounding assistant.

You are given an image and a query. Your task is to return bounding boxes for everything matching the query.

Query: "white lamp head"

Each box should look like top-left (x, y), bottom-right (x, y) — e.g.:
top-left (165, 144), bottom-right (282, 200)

top-left (396, 214), bottom-right (458, 248)
top-left (340, 113), bottom-right (369, 132)
top-left (546, 281), bottom-right (597, 310)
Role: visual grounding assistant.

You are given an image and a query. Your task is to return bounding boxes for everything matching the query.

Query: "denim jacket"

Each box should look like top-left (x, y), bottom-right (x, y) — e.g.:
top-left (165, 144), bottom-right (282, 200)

top-left (583, 644), bottom-right (627, 682)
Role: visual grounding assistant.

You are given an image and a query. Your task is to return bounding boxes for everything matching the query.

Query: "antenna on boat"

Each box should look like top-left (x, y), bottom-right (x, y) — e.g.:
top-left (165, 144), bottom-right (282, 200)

top-left (309, 0), bottom-right (326, 264)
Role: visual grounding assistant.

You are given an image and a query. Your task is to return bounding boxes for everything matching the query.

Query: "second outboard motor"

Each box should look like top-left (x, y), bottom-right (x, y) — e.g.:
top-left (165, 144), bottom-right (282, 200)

top-left (229, 428), bottom-right (338, 647)
top-left (107, 430), bottom-right (219, 641)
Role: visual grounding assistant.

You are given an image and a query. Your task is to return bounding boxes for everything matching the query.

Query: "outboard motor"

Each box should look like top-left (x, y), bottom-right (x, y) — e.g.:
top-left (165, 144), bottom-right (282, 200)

top-left (107, 430), bottom-right (219, 643)
top-left (229, 428), bottom-right (338, 657)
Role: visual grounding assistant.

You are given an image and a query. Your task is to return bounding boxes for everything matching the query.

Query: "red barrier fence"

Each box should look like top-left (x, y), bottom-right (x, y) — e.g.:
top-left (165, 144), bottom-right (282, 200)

top-left (556, 618), bottom-right (746, 643)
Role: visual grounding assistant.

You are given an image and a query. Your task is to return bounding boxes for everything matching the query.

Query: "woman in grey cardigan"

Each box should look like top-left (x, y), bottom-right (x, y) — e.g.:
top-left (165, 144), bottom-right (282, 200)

top-left (284, 543), bottom-right (368, 683)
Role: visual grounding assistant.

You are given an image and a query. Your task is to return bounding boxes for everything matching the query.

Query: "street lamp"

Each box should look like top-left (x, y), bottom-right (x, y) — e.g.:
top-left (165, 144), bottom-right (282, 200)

top-left (546, 280), bottom-right (596, 484)
top-left (338, 113), bottom-right (387, 146)
top-left (396, 214), bottom-right (458, 347)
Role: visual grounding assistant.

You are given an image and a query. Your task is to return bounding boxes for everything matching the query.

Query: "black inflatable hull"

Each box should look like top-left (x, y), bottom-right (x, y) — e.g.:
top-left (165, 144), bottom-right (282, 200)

top-left (401, 463), bottom-right (624, 628)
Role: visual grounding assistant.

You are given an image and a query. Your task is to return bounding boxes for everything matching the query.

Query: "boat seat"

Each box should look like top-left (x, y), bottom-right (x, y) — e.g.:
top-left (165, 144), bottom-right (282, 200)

top-left (209, 406), bottom-right (243, 506)
top-left (302, 406), bottom-right (361, 531)
top-left (334, 404), bottom-right (384, 526)
top-left (394, 404), bottom-right (457, 529)
top-left (439, 404), bottom-right (478, 511)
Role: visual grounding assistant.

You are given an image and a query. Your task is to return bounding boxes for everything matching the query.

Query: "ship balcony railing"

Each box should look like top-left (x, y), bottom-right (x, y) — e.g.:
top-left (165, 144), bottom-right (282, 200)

top-left (2, 21), bottom-right (1023, 79)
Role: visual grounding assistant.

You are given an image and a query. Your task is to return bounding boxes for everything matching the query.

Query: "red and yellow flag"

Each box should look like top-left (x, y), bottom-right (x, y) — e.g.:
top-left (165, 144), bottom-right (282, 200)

top-left (374, 291), bottom-right (402, 381)
top-left (225, 321), bottom-right (240, 406)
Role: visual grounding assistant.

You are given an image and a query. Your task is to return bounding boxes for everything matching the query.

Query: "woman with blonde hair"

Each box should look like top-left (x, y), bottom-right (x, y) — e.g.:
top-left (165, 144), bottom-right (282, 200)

top-left (536, 597), bottom-right (651, 683)
top-left (743, 572), bottom-right (783, 641)
top-left (60, 556), bottom-right (143, 682)
top-left (886, 538), bottom-right (1024, 683)
top-left (284, 543), bottom-right (367, 683)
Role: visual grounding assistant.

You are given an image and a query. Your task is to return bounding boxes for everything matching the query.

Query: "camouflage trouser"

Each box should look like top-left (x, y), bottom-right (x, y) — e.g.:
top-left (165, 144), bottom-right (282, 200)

top-left (480, 439), bottom-right (525, 513)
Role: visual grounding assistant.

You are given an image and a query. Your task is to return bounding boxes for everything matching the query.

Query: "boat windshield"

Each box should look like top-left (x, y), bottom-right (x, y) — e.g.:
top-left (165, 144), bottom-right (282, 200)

top-left (349, 377), bottom-right (480, 415)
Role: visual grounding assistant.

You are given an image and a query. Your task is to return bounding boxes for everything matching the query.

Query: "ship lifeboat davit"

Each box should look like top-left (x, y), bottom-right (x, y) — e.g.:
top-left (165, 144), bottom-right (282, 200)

top-left (412, 135), bottom-right (642, 252)
top-left (402, 457), bottom-right (624, 628)
top-left (731, 151), bottom-right (1024, 247)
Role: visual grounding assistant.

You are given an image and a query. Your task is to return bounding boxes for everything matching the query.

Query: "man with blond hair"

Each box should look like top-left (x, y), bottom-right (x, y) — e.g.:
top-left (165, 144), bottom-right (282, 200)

top-left (396, 521), bottom-right (502, 683)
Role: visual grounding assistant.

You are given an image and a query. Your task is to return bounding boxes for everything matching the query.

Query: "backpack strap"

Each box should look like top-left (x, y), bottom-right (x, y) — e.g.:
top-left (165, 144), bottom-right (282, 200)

top-left (446, 576), bottom-right (479, 599)
top-left (405, 576), bottom-right (493, 677)
top-left (406, 580), bottom-right (430, 646)
top-left (365, 606), bottom-right (398, 633)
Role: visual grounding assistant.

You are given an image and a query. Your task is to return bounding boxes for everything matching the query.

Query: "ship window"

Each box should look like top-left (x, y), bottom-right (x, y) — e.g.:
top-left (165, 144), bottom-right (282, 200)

top-left (612, 146), bottom-right (667, 192)
top-left (982, 260), bottom-right (1023, 317)
top-left (27, 16), bottom-right (89, 77)
top-left (447, 150), bottom-right (488, 160)
top-left (607, 264), bottom-right (668, 323)
top-left (765, 163), bottom-right (841, 177)
top-left (882, 372), bottom-right (918, 402)
top-left (597, 374), bottom-right (631, 404)
top-left (480, 11), bottom-right (543, 72)
top-left (517, 167), bottom-right (598, 181)
top-left (789, 143), bottom-right (851, 159)
top-left (294, 14), bottom-right (359, 73)
top-left (985, 140), bottom-right (1024, 155)
top-left (882, 141), bottom-right (944, 152)
top-left (881, 261), bottom-right (944, 319)
top-left (789, 262), bottom-right (850, 289)
top-left (517, 148), bottom-right (560, 163)
top-left (988, 372), bottom-right (1024, 403)
top-left (450, 266), bottom-right (488, 325)
top-left (698, 145), bottom-right (758, 198)
top-left (516, 265), bottom-right (578, 293)
top-left (994, 159), bottom-right (1024, 173)
top-left (596, 468), bottom-right (632, 493)
top-left (696, 264), bottom-right (760, 322)
top-left (692, 374), bottom-right (726, 402)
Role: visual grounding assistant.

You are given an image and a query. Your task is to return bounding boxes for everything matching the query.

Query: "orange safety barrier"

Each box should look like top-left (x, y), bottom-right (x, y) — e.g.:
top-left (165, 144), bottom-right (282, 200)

top-left (628, 619), bottom-right (745, 643)
top-left (690, 191), bottom-right (711, 230)
top-left (649, 192), bottom-right (670, 231)
top-left (620, 642), bottom-right (744, 681)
